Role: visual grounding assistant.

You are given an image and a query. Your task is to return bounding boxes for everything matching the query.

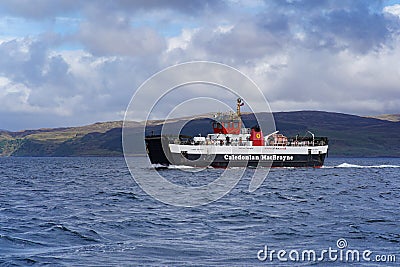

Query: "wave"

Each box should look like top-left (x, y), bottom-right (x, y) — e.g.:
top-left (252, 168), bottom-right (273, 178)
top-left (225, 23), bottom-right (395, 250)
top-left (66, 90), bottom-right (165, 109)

top-left (166, 165), bottom-right (198, 169)
top-left (151, 164), bottom-right (197, 169)
top-left (46, 224), bottom-right (101, 243)
top-left (331, 163), bottom-right (400, 168)
top-left (0, 234), bottom-right (45, 246)
top-left (151, 164), bottom-right (215, 170)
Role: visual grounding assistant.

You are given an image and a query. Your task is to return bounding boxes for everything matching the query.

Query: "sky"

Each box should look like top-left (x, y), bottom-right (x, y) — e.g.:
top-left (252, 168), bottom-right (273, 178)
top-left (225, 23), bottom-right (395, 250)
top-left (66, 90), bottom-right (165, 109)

top-left (0, 0), bottom-right (400, 131)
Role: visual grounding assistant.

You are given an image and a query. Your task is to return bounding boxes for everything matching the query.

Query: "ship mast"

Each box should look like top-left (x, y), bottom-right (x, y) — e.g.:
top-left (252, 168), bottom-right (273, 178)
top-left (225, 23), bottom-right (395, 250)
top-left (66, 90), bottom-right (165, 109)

top-left (236, 98), bottom-right (243, 117)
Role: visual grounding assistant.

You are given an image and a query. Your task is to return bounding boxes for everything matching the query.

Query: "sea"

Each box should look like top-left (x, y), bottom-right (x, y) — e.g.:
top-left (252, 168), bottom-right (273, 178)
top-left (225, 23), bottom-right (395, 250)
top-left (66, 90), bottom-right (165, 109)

top-left (0, 157), bottom-right (399, 266)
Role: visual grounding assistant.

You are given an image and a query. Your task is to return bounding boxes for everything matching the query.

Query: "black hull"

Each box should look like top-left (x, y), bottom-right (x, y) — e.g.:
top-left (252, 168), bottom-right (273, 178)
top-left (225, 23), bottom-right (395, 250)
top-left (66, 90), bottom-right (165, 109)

top-left (145, 136), bottom-right (173, 166)
top-left (145, 136), bottom-right (326, 168)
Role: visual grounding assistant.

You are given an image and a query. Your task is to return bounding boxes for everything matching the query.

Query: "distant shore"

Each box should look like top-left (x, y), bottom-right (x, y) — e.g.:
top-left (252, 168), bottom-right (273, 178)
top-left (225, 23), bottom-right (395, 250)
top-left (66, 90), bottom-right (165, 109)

top-left (1, 111), bottom-right (399, 158)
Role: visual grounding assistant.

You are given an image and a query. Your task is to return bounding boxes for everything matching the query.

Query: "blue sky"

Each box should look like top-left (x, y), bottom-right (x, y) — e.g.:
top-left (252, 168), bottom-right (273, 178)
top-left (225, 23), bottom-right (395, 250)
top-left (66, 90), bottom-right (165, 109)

top-left (0, 0), bottom-right (400, 130)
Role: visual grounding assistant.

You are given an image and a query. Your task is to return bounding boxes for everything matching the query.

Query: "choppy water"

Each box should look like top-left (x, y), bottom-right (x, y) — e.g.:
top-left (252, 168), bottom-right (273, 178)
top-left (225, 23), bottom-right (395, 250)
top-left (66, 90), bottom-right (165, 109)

top-left (0, 157), bottom-right (399, 266)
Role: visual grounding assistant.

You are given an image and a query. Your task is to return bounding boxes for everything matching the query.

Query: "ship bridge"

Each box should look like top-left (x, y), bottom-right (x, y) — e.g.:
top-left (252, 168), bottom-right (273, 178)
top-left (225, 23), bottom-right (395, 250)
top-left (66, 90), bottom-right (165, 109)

top-left (212, 98), bottom-right (244, 134)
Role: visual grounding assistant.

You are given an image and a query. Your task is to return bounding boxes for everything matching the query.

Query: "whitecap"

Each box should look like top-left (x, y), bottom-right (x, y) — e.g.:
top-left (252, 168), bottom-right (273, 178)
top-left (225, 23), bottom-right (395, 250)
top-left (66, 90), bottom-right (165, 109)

top-left (335, 163), bottom-right (400, 168)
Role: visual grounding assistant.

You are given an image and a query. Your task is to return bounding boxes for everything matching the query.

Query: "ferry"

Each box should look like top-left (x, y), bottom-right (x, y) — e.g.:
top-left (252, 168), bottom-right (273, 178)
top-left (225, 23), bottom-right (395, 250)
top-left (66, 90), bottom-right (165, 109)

top-left (145, 99), bottom-right (328, 168)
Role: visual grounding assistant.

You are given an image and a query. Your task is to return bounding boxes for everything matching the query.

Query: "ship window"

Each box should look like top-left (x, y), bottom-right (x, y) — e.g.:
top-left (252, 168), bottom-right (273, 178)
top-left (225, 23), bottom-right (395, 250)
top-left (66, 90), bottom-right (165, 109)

top-left (234, 122), bottom-right (238, 128)
top-left (218, 123), bottom-right (222, 129)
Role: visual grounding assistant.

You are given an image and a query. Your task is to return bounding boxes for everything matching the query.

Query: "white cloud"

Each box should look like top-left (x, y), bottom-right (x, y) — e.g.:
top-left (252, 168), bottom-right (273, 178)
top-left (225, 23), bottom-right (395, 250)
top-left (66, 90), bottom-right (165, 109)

top-left (167, 28), bottom-right (199, 52)
top-left (214, 24), bottom-right (234, 34)
top-left (0, 76), bottom-right (36, 113)
top-left (383, 4), bottom-right (400, 18)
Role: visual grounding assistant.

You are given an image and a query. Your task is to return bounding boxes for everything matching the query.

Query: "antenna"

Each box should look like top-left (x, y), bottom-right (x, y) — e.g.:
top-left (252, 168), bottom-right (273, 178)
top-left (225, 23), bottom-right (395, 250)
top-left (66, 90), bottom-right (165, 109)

top-left (236, 98), bottom-right (244, 116)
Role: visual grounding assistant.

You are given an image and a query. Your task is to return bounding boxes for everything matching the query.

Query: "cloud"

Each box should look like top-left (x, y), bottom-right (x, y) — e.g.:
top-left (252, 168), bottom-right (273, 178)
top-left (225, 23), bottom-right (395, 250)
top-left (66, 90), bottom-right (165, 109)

top-left (105, 0), bottom-right (226, 15)
top-left (263, 0), bottom-right (393, 53)
top-left (188, 19), bottom-right (291, 62)
top-left (0, 0), bottom-right (226, 19)
top-left (77, 21), bottom-right (166, 57)
top-left (0, 0), bottom-right (400, 130)
top-left (383, 4), bottom-right (400, 18)
top-left (167, 28), bottom-right (199, 52)
top-left (308, 7), bottom-right (390, 53)
top-left (0, 0), bottom-right (81, 19)
top-left (0, 36), bottom-right (155, 129)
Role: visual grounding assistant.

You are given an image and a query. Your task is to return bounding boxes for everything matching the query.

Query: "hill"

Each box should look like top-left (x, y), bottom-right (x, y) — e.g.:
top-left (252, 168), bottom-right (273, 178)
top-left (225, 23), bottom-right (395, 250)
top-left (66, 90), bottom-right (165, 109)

top-left (0, 111), bottom-right (399, 157)
top-left (367, 114), bottom-right (400, 122)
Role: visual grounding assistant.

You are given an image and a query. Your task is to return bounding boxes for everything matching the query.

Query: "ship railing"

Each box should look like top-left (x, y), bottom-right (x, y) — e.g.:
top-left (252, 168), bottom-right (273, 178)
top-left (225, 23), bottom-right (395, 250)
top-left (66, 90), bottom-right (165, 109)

top-left (285, 137), bottom-right (328, 146)
top-left (269, 139), bottom-right (327, 147)
top-left (171, 137), bottom-right (328, 146)
top-left (240, 128), bottom-right (251, 134)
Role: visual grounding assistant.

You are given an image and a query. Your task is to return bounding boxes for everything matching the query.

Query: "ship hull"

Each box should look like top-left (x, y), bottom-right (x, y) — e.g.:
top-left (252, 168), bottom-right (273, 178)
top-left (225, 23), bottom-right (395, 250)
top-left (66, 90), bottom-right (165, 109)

top-left (146, 136), bottom-right (328, 168)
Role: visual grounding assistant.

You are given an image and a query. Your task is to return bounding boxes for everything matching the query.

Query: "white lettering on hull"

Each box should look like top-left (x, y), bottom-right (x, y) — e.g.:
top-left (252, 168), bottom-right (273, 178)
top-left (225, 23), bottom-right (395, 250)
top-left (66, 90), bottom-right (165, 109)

top-left (224, 154), bottom-right (294, 161)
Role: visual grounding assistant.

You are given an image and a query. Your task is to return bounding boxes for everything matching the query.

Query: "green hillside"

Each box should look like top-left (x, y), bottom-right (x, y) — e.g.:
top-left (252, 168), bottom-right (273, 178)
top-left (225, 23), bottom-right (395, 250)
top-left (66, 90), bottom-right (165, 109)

top-left (0, 111), bottom-right (399, 157)
top-left (0, 121), bottom-right (124, 157)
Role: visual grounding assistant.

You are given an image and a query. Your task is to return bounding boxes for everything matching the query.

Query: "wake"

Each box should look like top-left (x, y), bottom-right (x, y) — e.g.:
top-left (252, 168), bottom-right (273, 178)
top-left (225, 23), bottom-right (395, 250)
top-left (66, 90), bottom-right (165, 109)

top-left (323, 163), bottom-right (400, 168)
